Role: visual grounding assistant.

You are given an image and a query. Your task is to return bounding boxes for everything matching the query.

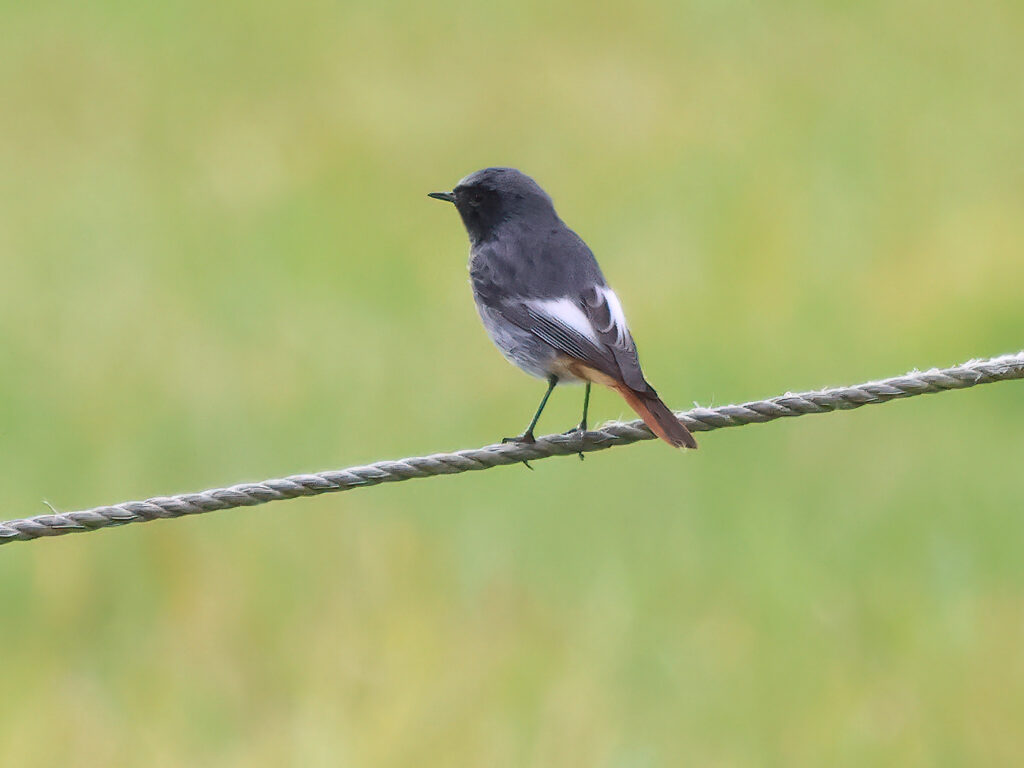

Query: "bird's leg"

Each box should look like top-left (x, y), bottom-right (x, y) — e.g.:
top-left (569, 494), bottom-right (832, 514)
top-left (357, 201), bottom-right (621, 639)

top-left (561, 382), bottom-right (591, 461)
top-left (578, 381), bottom-right (591, 433)
top-left (503, 375), bottom-right (557, 444)
top-left (503, 376), bottom-right (558, 468)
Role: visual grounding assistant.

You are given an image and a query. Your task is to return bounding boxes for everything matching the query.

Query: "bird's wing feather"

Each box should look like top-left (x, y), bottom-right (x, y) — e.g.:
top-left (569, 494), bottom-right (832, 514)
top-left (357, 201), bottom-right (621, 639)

top-left (491, 296), bottom-right (619, 380)
top-left (581, 285), bottom-right (651, 393)
top-left (470, 239), bottom-right (653, 393)
top-left (523, 298), bottom-right (601, 360)
top-left (491, 287), bottom-right (653, 394)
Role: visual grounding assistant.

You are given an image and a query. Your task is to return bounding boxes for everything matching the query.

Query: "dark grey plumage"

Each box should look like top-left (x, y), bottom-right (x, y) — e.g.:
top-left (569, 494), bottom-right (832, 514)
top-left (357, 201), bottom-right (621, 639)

top-left (429, 167), bottom-right (697, 449)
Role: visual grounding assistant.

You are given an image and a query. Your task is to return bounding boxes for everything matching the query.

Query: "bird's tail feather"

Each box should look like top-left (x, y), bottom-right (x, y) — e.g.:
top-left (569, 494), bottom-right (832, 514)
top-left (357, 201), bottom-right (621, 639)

top-left (613, 384), bottom-right (698, 449)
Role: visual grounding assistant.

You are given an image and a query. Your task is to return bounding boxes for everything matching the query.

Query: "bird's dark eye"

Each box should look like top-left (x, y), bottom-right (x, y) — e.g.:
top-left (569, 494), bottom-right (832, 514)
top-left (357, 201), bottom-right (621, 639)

top-left (472, 194), bottom-right (483, 205)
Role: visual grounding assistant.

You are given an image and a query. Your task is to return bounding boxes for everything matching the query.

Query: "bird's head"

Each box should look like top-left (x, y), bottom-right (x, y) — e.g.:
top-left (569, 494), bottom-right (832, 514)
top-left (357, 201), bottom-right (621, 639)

top-left (429, 167), bottom-right (556, 242)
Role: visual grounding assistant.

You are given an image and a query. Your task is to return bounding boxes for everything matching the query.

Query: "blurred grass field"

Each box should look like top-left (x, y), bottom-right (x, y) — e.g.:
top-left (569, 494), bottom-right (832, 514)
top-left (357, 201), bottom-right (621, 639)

top-left (1, 0), bottom-right (1023, 764)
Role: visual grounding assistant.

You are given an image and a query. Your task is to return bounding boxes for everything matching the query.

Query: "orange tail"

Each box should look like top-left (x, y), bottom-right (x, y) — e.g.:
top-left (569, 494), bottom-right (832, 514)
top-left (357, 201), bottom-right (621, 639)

top-left (613, 384), bottom-right (698, 449)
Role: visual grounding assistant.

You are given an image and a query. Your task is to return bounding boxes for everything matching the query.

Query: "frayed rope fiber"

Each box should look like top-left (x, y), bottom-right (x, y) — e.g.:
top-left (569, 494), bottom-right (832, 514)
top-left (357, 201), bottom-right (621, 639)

top-left (3, 352), bottom-right (1022, 547)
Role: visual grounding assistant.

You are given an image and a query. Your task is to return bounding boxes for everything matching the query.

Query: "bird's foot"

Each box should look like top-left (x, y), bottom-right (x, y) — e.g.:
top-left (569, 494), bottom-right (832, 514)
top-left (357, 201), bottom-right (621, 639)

top-left (562, 422), bottom-right (588, 461)
top-left (501, 432), bottom-right (536, 470)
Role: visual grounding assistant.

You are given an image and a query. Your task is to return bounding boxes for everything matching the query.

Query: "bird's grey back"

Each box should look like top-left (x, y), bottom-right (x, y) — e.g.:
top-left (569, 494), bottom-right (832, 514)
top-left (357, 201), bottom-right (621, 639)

top-left (470, 218), bottom-right (606, 304)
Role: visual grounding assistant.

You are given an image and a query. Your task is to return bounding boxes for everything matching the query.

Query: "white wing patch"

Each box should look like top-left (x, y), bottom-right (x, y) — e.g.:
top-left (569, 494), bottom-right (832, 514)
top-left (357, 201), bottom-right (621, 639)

top-left (526, 298), bottom-right (600, 343)
top-left (597, 287), bottom-right (630, 346)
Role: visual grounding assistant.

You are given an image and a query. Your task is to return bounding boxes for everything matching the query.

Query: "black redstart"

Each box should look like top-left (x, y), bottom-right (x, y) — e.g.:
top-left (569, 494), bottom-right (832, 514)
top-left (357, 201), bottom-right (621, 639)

top-left (429, 167), bottom-right (697, 450)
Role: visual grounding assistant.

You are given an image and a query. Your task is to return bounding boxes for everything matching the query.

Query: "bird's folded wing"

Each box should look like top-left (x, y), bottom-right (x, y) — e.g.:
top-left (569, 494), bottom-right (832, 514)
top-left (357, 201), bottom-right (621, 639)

top-left (497, 286), bottom-right (651, 393)
top-left (581, 285), bottom-right (649, 393)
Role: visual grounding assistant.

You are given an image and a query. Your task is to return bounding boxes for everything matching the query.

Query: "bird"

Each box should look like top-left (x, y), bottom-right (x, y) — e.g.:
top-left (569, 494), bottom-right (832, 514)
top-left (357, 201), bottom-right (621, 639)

top-left (428, 167), bottom-right (697, 451)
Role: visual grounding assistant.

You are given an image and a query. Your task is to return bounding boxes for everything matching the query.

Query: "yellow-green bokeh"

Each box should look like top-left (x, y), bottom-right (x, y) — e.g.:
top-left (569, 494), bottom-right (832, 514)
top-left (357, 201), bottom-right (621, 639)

top-left (1, 0), bottom-right (1022, 764)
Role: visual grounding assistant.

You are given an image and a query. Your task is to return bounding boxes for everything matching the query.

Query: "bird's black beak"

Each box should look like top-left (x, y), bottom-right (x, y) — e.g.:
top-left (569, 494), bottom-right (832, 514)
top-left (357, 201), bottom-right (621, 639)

top-left (427, 191), bottom-right (456, 203)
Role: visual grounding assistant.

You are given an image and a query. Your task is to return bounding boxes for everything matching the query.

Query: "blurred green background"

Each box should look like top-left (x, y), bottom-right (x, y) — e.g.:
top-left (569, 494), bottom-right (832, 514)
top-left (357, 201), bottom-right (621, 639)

top-left (1, 0), bottom-right (1022, 764)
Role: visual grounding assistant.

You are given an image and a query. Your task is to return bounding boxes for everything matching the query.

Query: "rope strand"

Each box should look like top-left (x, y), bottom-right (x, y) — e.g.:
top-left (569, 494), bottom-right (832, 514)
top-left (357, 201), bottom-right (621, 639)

top-left (2, 351), bottom-right (1022, 547)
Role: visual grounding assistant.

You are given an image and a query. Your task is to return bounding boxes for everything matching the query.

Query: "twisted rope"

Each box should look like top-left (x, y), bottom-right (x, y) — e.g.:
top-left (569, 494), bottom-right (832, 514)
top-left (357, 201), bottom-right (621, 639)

top-left (2, 351), bottom-right (1022, 547)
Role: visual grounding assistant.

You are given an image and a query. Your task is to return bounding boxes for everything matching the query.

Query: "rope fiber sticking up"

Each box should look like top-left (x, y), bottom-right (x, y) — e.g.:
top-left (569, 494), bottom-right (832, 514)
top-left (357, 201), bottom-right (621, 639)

top-left (2, 352), bottom-right (1022, 547)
